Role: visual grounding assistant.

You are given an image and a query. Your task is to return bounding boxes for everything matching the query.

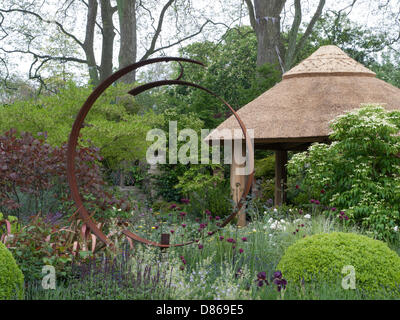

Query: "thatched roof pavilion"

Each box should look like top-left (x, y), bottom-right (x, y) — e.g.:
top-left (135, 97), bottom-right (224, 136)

top-left (206, 45), bottom-right (400, 224)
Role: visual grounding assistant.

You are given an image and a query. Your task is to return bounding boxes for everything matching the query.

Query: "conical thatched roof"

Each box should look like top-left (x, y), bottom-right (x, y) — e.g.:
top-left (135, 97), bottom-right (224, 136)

top-left (206, 45), bottom-right (400, 146)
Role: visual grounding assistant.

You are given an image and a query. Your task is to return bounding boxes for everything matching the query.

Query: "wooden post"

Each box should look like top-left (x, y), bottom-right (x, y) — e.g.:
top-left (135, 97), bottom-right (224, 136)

top-left (160, 233), bottom-right (170, 248)
top-left (160, 233), bottom-right (170, 260)
top-left (274, 150), bottom-right (288, 206)
top-left (230, 142), bottom-right (248, 227)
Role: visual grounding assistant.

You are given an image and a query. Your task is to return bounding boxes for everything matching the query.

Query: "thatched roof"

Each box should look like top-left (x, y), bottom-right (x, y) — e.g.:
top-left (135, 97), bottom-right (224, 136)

top-left (206, 45), bottom-right (400, 146)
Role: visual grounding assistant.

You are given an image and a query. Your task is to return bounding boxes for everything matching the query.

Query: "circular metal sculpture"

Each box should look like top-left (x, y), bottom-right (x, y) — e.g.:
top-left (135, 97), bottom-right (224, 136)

top-left (66, 57), bottom-right (254, 248)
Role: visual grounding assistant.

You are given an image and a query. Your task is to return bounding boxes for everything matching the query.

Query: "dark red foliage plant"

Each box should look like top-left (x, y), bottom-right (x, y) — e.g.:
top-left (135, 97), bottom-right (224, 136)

top-left (0, 129), bottom-right (130, 221)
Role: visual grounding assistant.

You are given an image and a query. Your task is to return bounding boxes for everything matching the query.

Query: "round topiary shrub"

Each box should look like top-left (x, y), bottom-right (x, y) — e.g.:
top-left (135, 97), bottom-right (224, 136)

top-left (277, 232), bottom-right (400, 296)
top-left (0, 242), bottom-right (24, 299)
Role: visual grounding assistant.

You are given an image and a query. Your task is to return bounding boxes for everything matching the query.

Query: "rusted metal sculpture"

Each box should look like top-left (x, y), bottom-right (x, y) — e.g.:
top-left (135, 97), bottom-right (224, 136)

top-left (66, 57), bottom-right (254, 248)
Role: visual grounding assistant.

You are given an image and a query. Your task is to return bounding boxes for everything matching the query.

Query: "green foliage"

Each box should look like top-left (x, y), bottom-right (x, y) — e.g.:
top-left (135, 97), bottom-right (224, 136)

top-left (0, 82), bottom-right (163, 169)
top-left (186, 180), bottom-right (232, 220)
top-left (254, 155), bottom-right (275, 179)
top-left (8, 216), bottom-right (74, 283)
top-left (153, 107), bottom-right (210, 202)
top-left (288, 106), bottom-right (400, 240)
top-left (0, 241), bottom-right (24, 299)
top-left (277, 232), bottom-right (400, 296)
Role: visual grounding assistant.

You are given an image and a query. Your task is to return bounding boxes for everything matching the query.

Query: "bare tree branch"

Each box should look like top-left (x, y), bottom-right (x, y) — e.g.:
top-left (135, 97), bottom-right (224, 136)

top-left (284, 0), bottom-right (301, 70)
top-left (139, 18), bottom-right (213, 61)
top-left (0, 48), bottom-right (88, 64)
top-left (140, 0), bottom-right (175, 61)
top-left (291, 0), bottom-right (326, 66)
top-left (244, 0), bottom-right (257, 30)
top-left (0, 8), bottom-right (84, 48)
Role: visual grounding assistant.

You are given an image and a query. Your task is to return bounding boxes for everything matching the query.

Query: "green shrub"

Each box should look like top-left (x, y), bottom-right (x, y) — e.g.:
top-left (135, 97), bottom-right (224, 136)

top-left (288, 106), bottom-right (400, 240)
top-left (0, 242), bottom-right (24, 299)
top-left (277, 232), bottom-right (400, 297)
top-left (254, 155), bottom-right (275, 180)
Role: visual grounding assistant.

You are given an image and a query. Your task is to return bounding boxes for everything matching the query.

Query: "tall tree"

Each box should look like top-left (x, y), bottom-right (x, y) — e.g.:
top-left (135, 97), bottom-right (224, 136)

top-left (244, 0), bottom-right (327, 72)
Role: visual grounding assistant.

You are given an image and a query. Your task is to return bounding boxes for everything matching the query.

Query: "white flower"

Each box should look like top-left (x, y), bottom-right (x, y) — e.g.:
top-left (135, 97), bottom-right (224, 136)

top-left (273, 208), bottom-right (278, 212)
top-left (304, 214), bottom-right (311, 219)
top-left (394, 226), bottom-right (399, 232)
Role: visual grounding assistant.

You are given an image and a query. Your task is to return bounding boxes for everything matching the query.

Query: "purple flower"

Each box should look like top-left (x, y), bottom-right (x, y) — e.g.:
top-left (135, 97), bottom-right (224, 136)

top-left (205, 209), bottom-right (212, 216)
top-left (169, 204), bottom-right (177, 209)
top-left (198, 244), bottom-right (203, 249)
top-left (182, 224), bottom-right (186, 228)
top-left (207, 231), bottom-right (213, 236)
top-left (315, 200), bottom-right (320, 205)
top-left (310, 199), bottom-right (315, 203)
top-left (273, 278), bottom-right (287, 292)
top-left (340, 211), bottom-right (345, 216)
top-left (272, 270), bottom-right (287, 292)
top-left (256, 271), bottom-right (269, 287)
top-left (219, 236), bottom-right (224, 241)
top-left (299, 209), bottom-right (303, 215)
top-left (180, 198), bottom-right (190, 204)
top-left (239, 248), bottom-right (244, 254)
top-left (170, 230), bottom-right (175, 234)
top-left (344, 216), bottom-right (349, 221)
top-left (331, 207), bottom-right (336, 211)
top-left (241, 237), bottom-right (247, 242)
top-left (199, 223), bottom-right (206, 229)
top-left (227, 238), bottom-right (236, 243)
top-left (215, 216), bottom-right (220, 221)
top-left (179, 211), bottom-right (187, 217)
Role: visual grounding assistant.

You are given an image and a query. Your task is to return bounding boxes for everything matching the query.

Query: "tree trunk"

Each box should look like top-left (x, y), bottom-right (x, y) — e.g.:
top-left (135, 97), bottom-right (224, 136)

top-left (117, 0), bottom-right (137, 83)
top-left (247, 0), bottom-right (286, 68)
top-left (83, 0), bottom-right (99, 85)
top-left (99, 0), bottom-right (116, 82)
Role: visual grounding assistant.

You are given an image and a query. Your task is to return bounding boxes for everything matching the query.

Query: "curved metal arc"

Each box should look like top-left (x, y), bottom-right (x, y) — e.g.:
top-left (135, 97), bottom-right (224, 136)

top-left (66, 57), bottom-right (254, 249)
top-left (67, 57), bottom-right (205, 247)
